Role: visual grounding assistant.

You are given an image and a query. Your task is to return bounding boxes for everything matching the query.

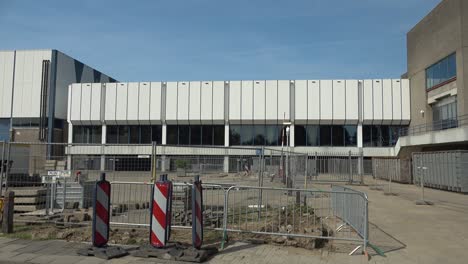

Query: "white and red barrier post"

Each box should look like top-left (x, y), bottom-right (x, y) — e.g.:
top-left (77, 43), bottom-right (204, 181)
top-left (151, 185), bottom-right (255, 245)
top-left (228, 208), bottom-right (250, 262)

top-left (150, 174), bottom-right (172, 248)
top-left (92, 173), bottom-right (111, 247)
top-left (192, 175), bottom-right (203, 249)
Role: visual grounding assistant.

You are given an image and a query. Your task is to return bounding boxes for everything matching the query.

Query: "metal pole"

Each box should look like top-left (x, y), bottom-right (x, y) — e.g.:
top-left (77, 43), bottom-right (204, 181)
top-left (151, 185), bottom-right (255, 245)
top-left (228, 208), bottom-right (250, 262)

top-left (257, 146), bottom-right (264, 218)
top-left (348, 151), bottom-right (352, 184)
top-left (304, 153), bottom-right (308, 189)
top-left (0, 141), bottom-right (5, 197)
top-left (4, 142), bottom-right (11, 192)
top-left (62, 177), bottom-right (67, 211)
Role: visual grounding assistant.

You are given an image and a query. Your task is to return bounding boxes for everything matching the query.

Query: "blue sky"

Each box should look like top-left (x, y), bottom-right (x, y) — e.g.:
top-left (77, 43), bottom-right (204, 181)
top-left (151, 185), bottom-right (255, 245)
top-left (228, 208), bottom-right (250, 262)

top-left (0, 0), bottom-right (440, 81)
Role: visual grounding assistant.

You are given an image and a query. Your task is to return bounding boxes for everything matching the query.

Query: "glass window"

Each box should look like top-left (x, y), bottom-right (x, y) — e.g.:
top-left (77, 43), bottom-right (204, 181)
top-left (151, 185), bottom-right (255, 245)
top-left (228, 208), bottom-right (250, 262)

top-left (229, 125), bottom-right (241, 145)
top-left (241, 125), bottom-right (254, 145)
top-left (107, 126), bottom-right (118, 144)
top-left (343, 125), bottom-right (357, 146)
top-left (0, 119), bottom-right (10, 141)
top-left (254, 125), bottom-right (265, 145)
top-left (202, 125), bottom-right (213, 145)
top-left (167, 126), bottom-right (178, 145)
top-left (363, 125), bottom-right (372, 147)
top-left (190, 125), bottom-right (202, 145)
top-left (151, 126), bottom-right (162, 144)
top-left (265, 125), bottom-right (279, 146)
top-left (371, 125), bottom-right (382, 146)
top-left (178, 125), bottom-right (190, 145)
top-left (213, 125), bottom-right (225, 146)
top-left (118, 126), bottom-right (129, 144)
top-left (306, 125), bottom-right (319, 146)
top-left (319, 126), bottom-right (331, 146)
top-left (331, 125), bottom-right (344, 146)
top-left (426, 53), bottom-right (456, 90)
top-left (381, 125), bottom-right (390, 146)
top-left (294, 125), bottom-right (306, 146)
top-left (129, 126), bottom-right (139, 144)
top-left (90, 126), bottom-right (102, 143)
top-left (140, 126), bottom-right (151, 144)
top-left (73, 126), bottom-right (101, 143)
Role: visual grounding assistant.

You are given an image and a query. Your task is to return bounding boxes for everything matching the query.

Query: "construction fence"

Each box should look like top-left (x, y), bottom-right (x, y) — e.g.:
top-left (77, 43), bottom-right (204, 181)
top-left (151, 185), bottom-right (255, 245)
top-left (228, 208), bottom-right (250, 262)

top-left (370, 151), bottom-right (468, 193)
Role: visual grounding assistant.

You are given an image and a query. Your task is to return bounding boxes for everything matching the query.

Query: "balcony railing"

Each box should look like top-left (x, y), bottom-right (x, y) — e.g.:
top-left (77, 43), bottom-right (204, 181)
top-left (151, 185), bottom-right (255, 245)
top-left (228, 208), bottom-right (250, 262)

top-left (399, 114), bottom-right (468, 137)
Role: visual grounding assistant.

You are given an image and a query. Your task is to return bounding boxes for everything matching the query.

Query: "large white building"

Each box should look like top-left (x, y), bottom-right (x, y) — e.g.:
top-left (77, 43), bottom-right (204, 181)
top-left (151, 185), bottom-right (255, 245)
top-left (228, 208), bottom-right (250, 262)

top-left (67, 79), bottom-right (410, 158)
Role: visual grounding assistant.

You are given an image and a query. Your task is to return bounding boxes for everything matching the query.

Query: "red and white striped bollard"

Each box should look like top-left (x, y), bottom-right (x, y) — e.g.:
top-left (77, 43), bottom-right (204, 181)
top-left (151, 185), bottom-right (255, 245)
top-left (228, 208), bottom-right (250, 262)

top-left (150, 174), bottom-right (172, 248)
top-left (192, 175), bottom-right (203, 249)
top-left (92, 173), bottom-right (111, 247)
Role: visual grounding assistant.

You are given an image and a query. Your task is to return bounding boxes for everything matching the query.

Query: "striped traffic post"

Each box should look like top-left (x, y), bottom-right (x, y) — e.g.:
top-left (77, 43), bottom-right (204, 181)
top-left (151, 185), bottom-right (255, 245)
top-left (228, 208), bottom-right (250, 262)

top-left (150, 174), bottom-right (172, 248)
top-left (92, 173), bottom-right (111, 248)
top-left (192, 175), bottom-right (203, 249)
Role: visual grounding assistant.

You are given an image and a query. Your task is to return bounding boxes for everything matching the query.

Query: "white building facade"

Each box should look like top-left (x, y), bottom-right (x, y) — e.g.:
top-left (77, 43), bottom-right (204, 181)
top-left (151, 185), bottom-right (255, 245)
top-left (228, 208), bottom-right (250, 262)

top-left (67, 79), bottom-right (410, 161)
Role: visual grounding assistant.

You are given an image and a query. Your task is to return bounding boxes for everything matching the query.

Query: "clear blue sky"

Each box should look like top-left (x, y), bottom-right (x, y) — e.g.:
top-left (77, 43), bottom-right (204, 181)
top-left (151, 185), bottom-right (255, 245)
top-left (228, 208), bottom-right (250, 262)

top-left (0, 0), bottom-right (441, 82)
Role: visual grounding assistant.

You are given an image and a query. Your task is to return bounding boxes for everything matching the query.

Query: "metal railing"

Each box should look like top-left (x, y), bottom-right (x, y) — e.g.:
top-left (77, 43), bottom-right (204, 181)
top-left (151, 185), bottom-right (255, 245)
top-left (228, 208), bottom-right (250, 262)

top-left (399, 114), bottom-right (468, 137)
top-left (107, 181), bottom-right (368, 252)
top-left (331, 185), bottom-right (368, 252)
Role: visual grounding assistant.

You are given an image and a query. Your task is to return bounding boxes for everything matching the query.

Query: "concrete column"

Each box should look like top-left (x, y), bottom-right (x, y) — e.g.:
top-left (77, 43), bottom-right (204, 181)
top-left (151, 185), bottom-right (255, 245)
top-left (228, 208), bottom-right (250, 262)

top-left (223, 156), bottom-right (229, 173)
top-left (100, 124), bottom-right (106, 171)
top-left (67, 123), bottom-right (73, 170)
top-left (224, 123), bottom-right (230, 173)
top-left (67, 123), bottom-right (73, 144)
top-left (224, 123), bottom-right (229, 147)
top-left (357, 123), bottom-right (363, 148)
top-left (289, 124), bottom-right (295, 147)
top-left (162, 123), bottom-right (167, 145)
top-left (101, 125), bottom-right (107, 144)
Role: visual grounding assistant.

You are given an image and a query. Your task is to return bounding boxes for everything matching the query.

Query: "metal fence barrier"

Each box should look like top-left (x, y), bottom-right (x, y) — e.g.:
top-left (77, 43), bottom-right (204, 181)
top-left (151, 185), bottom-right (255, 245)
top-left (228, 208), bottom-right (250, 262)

top-left (413, 151), bottom-right (468, 193)
top-left (107, 182), bottom-right (368, 252)
top-left (109, 181), bottom-right (227, 230)
top-left (372, 158), bottom-right (412, 184)
top-left (331, 185), bottom-right (368, 251)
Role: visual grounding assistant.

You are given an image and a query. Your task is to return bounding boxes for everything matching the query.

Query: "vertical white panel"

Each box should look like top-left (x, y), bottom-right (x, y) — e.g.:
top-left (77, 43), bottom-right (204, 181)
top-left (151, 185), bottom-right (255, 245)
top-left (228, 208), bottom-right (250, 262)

top-left (294, 80), bottom-right (307, 121)
top-left (392, 79), bottom-right (402, 124)
top-left (189, 81), bottom-right (201, 122)
top-left (241, 80), bottom-right (253, 122)
top-left (362, 80), bottom-right (373, 124)
top-left (307, 80), bottom-right (320, 123)
top-left (333, 80), bottom-right (346, 123)
top-left (165, 82), bottom-right (178, 122)
top-left (70, 84), bottom-right (82, 123)
top-left (12, 51), bottom-right (25, 117)
top-left (30, 51), bottom-right (42, 117)
top-left (115, 83), bottom-right (128, 123)
top-left (149, 82), bottom-right (162, 123)
top-left (212, 81), bottom-right (225, 122)
top-left (265, 80), bottom-right (278, 122)
top-left (382, 79), bottom-right (393, 124)
top-left (127, 82), bottom-right (139, 122)
top-left (178, 81), bottom-right (189, 122)
top-left (201, 81), bottom-right (213, 122)
top-left (139, 82), bottom-right (151, 123)
top-left (345, 80), bottom-right (359, 124)
top-left (277, 80), bottom-right (290, 120)
top-left (90, 83), bottom-right (102, 123)
top-left (253, 80), bottom-right (265, 121)
top-left (401, 79), bottom-right (411, 124)
top-left (229, 81), bottom-right (241, 122)
top-left (320, 80), bottom-right (333, 122)
top-left (80, 83), bottom-right (92, 122)
top-left (0, 51), bottom-right (14, 117)
top-left (105, 83), bottom-right (117, 124)
top-left (373, 79), bottom-right (383, 123)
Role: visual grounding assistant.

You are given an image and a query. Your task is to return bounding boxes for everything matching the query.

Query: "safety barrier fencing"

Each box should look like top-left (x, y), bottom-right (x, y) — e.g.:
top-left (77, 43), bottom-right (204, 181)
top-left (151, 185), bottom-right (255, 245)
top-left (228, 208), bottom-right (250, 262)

top-left (331, 185), bottom-right (368, 252)
top-left (109, 182), bottom-right (369, 253)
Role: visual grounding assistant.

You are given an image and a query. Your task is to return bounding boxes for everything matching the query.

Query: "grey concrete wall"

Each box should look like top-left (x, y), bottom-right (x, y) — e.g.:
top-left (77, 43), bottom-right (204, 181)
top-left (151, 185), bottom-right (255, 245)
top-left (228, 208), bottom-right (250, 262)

top-left (407, 0), bottom-right (463, 126)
